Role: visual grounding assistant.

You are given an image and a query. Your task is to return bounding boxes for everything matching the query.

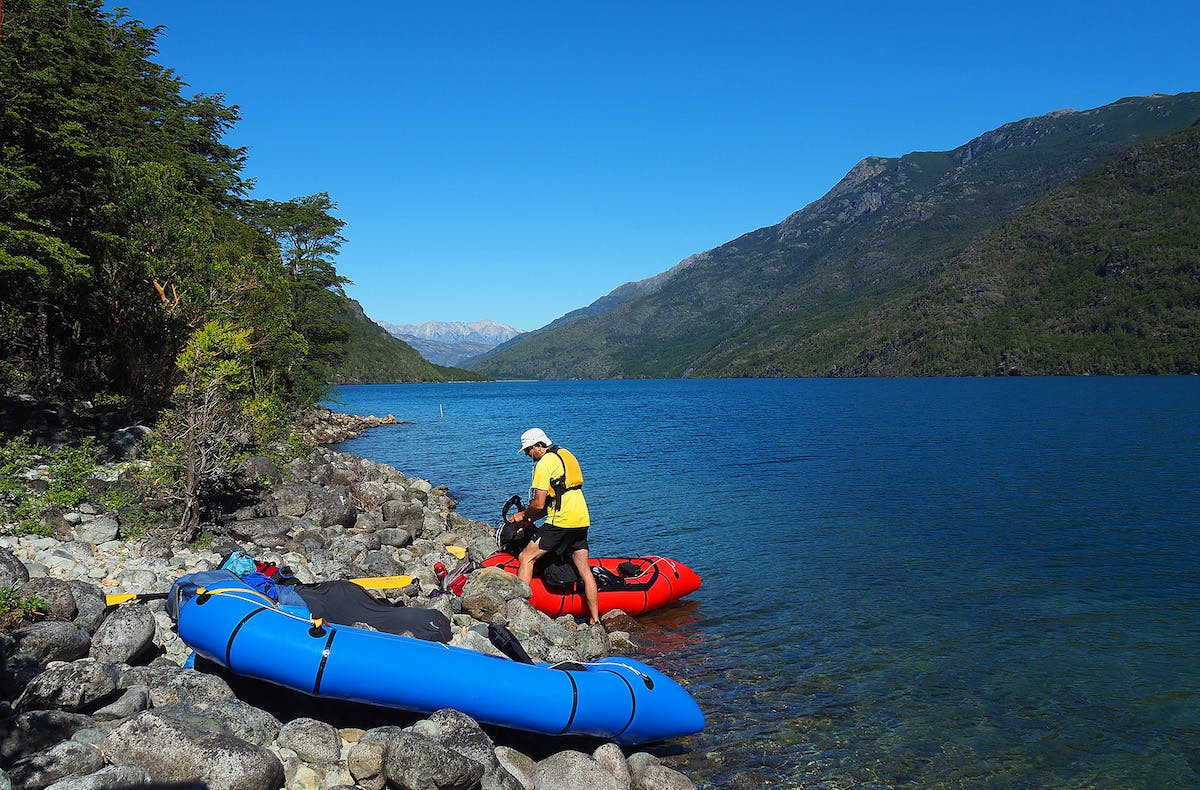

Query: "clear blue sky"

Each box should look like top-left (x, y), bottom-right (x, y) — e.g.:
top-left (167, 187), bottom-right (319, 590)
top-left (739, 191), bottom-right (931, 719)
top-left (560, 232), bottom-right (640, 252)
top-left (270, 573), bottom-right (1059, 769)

top-left (107, 1), bottom-right (1198, 331)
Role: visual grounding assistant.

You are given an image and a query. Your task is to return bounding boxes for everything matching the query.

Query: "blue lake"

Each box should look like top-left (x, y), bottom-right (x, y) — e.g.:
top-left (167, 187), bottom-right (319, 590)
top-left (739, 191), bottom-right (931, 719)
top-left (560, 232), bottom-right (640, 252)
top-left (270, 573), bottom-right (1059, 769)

top-left (330, 377), bottom-right (1200, 788)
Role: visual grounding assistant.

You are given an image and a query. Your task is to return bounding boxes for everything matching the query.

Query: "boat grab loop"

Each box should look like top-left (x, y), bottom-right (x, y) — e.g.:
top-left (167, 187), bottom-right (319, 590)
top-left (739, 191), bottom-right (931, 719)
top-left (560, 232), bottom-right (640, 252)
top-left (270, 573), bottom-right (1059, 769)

top-left (569, 660), bottom-right (655, 689)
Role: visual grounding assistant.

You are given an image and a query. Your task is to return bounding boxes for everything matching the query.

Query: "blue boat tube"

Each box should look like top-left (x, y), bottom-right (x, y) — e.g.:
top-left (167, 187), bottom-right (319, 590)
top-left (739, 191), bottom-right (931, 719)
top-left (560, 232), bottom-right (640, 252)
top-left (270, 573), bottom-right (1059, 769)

top-left (175, 579), bottom-right (704, 745)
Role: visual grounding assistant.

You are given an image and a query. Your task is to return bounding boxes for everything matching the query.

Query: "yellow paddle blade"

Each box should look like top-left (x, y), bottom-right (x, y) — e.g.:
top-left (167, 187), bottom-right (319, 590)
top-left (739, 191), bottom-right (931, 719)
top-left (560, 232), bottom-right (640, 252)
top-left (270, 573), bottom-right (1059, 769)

top-left (446, 545), bottom-right (467, 559)
top-left (105, 592), bottom-right (139, 606)
top-left (350, 574), bottom-right (414, 589)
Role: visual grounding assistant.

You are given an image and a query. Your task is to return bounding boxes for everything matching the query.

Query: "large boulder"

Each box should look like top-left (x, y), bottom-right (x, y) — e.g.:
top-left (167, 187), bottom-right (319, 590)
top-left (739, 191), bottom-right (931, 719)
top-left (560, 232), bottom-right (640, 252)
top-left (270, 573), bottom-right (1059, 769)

top-left (0, 711), bottom-right (97, 766)
top-left (200, 699), bottom-right (281, 747)
top-left (275, 717), bottom-right (341, 764)
top-left (380, 500), bottom-right (425, 533)
top-left (383, 731), bottom-right (484, 790)
top-left (15, 578), bottom-right (80, 624)
top-left (2, 621), bottom-right (93, 700)
top-left (361, 726), bottom-right (484, 790)
top-left (271, 483), bottom-right (356, 528)
top-left (8, 621), bottom-right (93, 666)
top-left (72, 516), bottom-right (118, 545)
top-left (0, 547), bottom-right (30, 588)
top-left (38, 763), bottom-right (152, 789)
top-left (410, 709), bottom-right (523, 790)
top-left (16, 659), bottom-right (121, 713)
top-left (533, 751), bottom-right (623, 790)
top-left (89, 602), bottom-right (157, 664)
top-left (103, 710), bottom-right (283, 790)
top-left (7, 739), bottom-right (104, 790)
top-left (224, 516), bottom-right (298, 547)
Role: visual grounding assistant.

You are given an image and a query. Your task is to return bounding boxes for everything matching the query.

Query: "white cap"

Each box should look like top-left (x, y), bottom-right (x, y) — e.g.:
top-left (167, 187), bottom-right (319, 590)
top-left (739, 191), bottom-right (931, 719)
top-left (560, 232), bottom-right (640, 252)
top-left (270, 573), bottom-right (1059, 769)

top-left (519, 428), bottom-right (551, 453)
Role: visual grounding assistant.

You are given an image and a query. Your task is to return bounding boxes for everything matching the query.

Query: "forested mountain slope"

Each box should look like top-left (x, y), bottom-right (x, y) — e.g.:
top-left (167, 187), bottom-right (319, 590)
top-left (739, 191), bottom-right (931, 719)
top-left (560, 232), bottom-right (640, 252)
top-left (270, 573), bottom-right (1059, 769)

top-left (472, 93), bottom-right (1200, 378)
top-left (814, 123), bottom-right (1200, 375)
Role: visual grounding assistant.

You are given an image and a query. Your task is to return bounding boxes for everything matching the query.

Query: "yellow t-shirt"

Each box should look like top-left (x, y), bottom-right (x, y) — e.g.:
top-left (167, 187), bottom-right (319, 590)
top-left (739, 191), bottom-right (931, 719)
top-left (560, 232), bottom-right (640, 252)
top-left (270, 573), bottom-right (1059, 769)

top-left (532, 450), bottom-right (590, 528)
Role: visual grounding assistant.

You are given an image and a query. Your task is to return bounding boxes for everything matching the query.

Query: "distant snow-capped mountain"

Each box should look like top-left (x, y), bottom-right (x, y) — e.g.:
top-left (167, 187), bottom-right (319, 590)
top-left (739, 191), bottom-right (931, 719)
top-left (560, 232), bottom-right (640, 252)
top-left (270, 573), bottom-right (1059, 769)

top-left (377, 319), bottom-right (525, 367)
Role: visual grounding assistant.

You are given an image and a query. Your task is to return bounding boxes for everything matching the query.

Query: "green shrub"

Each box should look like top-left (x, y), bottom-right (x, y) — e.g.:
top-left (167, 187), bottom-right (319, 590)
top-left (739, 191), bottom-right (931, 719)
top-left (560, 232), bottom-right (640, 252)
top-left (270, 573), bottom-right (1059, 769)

top-left (0, 586), bottom-right (50, 629)
top-left (0, 435), bottom-right (101, 536)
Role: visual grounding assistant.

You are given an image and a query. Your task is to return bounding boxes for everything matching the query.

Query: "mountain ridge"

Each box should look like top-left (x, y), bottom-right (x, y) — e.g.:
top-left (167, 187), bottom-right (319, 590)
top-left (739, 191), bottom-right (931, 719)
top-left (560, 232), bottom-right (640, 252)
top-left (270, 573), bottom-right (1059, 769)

top-left (471, 91), bottom-right (1200, 379)
top-left (337, 301), bottom-right (488, 383)
top-left (377, 319), bottom-right (524, 367)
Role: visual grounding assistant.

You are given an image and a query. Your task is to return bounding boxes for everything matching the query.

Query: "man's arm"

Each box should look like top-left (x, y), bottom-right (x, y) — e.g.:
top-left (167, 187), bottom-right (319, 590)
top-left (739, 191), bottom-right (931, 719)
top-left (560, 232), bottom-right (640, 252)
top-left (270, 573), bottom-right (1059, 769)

top-left (511, 488), bottom-right (548, 523)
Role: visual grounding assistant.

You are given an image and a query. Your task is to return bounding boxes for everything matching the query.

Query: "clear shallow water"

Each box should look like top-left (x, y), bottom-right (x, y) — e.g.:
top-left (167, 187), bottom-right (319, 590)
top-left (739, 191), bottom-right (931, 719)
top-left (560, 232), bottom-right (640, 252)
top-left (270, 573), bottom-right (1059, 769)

top-left (331, 378), bottom-right (1200, 788)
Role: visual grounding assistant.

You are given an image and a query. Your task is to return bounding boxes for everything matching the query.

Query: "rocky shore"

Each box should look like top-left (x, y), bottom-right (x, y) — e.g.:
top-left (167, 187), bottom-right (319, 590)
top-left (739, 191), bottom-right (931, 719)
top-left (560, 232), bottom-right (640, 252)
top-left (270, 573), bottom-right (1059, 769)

top-left (0, 413), bottom-right (698, 790)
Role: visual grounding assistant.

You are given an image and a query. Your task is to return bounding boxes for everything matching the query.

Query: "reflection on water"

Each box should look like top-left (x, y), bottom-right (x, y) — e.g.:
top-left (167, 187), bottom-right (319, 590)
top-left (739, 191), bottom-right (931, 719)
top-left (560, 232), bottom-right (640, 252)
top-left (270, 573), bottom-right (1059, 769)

top-left (335, 377), bottom-right (1200, 788)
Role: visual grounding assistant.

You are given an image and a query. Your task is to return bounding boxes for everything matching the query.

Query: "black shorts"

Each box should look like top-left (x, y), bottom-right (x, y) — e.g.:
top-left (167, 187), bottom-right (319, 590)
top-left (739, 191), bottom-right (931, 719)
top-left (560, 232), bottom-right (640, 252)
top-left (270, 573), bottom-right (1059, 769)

top-left (535, 525), bottom-right (589, 556)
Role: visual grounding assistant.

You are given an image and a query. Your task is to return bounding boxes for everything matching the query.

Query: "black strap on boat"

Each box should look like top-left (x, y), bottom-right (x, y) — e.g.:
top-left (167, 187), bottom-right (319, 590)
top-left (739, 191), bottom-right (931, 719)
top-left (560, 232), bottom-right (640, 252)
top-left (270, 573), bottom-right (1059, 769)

top-left (225, 608), bottom-right (268, 667)
top-left (557, 671), bottom-right (580, 734)
top-left (597, 668), bottom-right (638, 739)
top-left (311, 628), bottom-right (338, 695)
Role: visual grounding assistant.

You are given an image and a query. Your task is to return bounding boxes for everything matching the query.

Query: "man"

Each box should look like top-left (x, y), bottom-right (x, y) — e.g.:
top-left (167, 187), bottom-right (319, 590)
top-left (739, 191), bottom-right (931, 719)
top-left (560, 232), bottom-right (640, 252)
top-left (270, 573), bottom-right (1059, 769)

top-left (507, 427), bottom-right (600, 625)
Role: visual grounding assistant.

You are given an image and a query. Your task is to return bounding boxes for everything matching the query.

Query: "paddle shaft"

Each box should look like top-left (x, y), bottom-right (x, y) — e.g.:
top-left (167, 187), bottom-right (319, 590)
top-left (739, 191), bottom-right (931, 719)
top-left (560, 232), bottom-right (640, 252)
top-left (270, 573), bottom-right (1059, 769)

top-left (104, 573), bottom-right (414, 606)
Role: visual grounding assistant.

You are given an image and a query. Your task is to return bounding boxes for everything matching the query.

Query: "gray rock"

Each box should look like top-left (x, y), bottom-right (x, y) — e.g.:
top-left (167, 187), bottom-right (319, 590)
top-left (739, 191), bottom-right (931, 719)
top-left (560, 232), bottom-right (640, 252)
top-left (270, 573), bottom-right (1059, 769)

top-left (17, 577), bottom-right (80, 623)
top-left (533, 751), bottom-right (623, 790)
top-left (575, 621), bottom-right (611, 660)
top-left (381, 730), bottom-right (484, 790)
top-left (44, 764), bottom-right (153, 790)
top-left (0, 547), bottom-right (30, 587)
top-left (495, 746), bottom-right (536, 789)
top-left (311, 485), bottom-right (358, 528)
top-left (272, 483), bottom-right (311, 517)
top-left (65, 580), bottom-right (109, 633)
top-left (503, 598), bottom-right (553, 638)
top-left (466, 567), bottom-right (530, 602)
top-left (380, 500), bottom-right (424, 531)
top-left (0, 652), bottom-right (42, 701)
top-left (0, 711), bottom-right (98, 765)
top-left (626, 753), bottom-right (660, 782)
top-left (238, 455), bottom-right (285, 486)
top-left (103, 710), bottom-right (283, 790)
top-left (108, 425), bottom-right (153, 458)
top-left (353, 510), bottom-right (384, 533)
top-left (89, 602), bottom-right (157, 663)
top-left (16, 658), bottom-right (121, 712)
top-left (346, 739), bottom-right (387, 790)
top-left (92, 685), bottom-right (152, 721)
top-left (273, 483), bottom-right (355, 528)
top-left (412, 709), bottom-right (522, 789)
top-left (8, 739), bottom-right (105, 790)
top-left (146, 669), bottom-right (237, 707)
top-left (376, 527), bottom-right (414, 548)
top-left (70, 728), bottom-right (113, 749)
top-left (231, 500), bottom-right (279, 521)
top-left (593, 743), bottom-right (632, 789)
top-left (632, 764), bottom-right (695, 790)
top-left (119, 662), bottom-right (187, 693)
top-left (224, 516), bottom-right (297, 546)
top-left (201, 699), bottom-right (281, 747)
top-left (459, 588), bottom-right (506, 624)
top-left (276, 717), bottom-right (341, 764)
top-left (74, 516), bottom-right (118, 544)
top-left (350, 480), bottom-right (390, 510)
top-left (9, 621), bottom-right (93, 666)
top-left (144, 702), bottom-right (235, 738)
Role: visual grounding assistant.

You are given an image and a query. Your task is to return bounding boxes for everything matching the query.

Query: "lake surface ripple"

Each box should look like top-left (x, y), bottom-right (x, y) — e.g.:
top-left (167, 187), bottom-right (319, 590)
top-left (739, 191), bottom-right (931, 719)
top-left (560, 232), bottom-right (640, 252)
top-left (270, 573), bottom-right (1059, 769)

top-left (332, 377), bottom-right (1200, 788)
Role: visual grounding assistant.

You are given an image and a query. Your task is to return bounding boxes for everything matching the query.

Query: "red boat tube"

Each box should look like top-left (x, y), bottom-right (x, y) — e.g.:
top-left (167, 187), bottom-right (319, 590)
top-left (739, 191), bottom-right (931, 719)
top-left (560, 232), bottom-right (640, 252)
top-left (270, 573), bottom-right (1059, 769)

top-left (481, 552), bottom-right (702, 618)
